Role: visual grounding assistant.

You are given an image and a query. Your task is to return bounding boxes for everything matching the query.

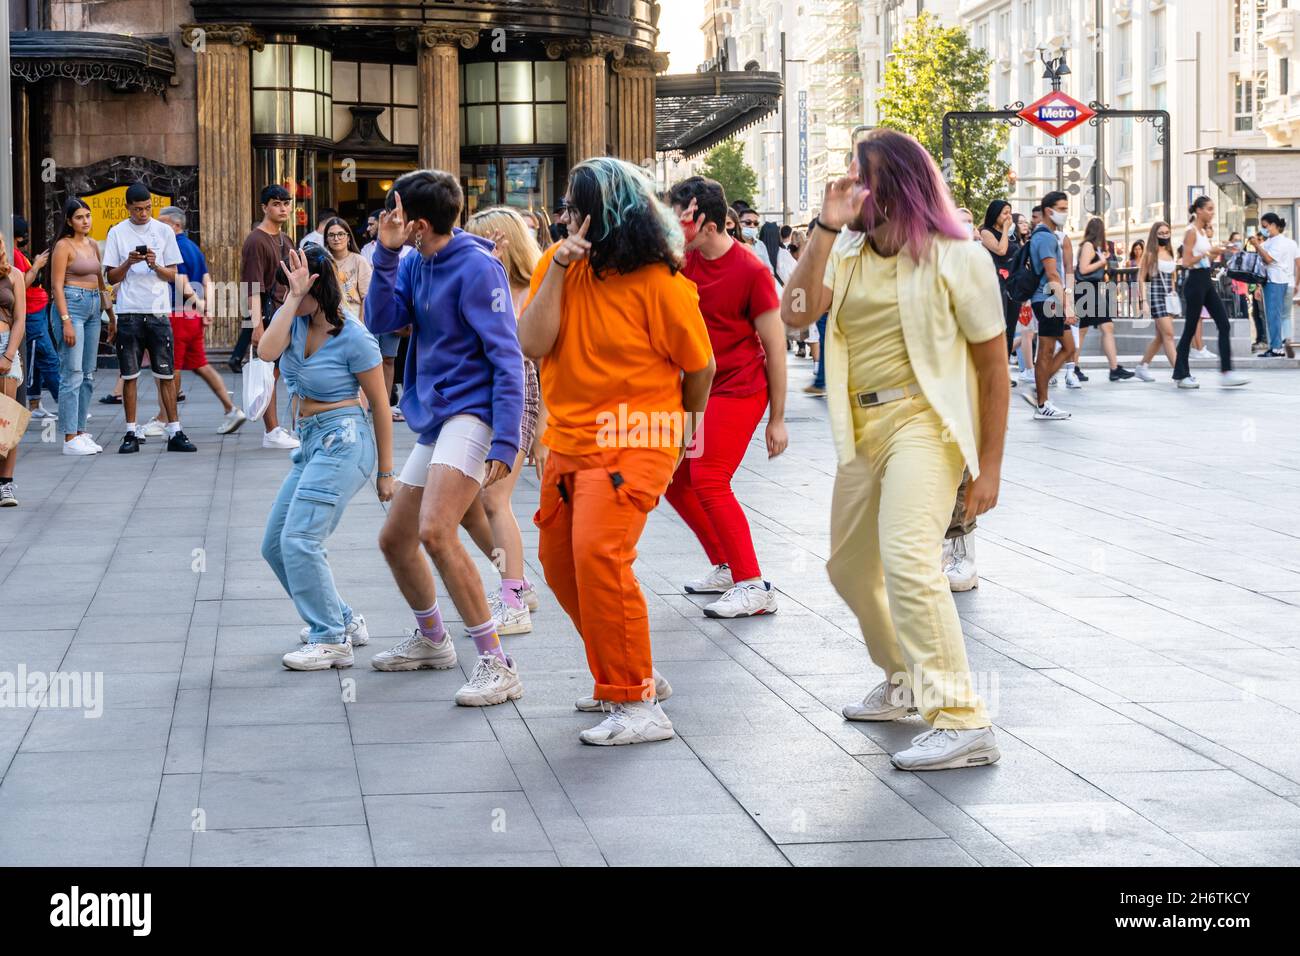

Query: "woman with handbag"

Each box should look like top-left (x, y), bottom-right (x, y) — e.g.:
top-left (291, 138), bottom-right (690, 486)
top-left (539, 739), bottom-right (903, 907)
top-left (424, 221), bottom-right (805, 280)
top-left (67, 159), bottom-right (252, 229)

top-left (1251, 213), bottom-right (1298, 357)
top-left (0, 234), bottom-right (29, 505)
top-left (1134, 222), bottom-right (1181, 381)
top-left (1073, 217), bottom-right (1135, 381)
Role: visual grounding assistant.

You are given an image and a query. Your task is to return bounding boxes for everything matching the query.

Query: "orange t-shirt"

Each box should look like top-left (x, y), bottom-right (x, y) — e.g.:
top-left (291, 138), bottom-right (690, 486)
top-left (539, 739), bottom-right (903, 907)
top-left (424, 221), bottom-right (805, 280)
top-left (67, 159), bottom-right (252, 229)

top-left (526, 245), bottom-right (713, 458)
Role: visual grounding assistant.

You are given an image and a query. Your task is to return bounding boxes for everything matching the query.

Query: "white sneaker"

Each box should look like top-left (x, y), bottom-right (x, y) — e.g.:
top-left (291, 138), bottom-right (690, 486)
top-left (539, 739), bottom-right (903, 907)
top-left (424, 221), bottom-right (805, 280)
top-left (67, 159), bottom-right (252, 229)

top-left (703, 581), bottom-right (778, 618)
top-left (488, 592), bottom-right (532, 635)
top-left (579, 700), bottom-right (674, 746)
top-left (1064, 368), bottom-right (1082, 389)
top-left (29, 404), bottom-right (55, 420)
top-left (371, 629), bottom-right (458, 671)
top-left (282, 641), bottom-right (355, 671)
top-left (576, 668), bottom-right (673, 712)
top-left (1016, 368), bottom-right (1036, 386)
top-left (300, 613), bottom-right (369, 646)
top-left (141, 419), bottom-right (166, 438)
top-left (943, 535), bottom-right (978, 592)
top-left (1177, 376), bottom-right (1200, 389)
top-left (1134, 363), bottom-right (1154, 382)
top-left (1193, 346), bottom-right (1215, 360)
top-left (218, 407), bottom-right (248, 434)
top-left (80, 435), bottom-right (104, 453)
top-left (1018, 389), bottom-right (1038, 409)
top-left (1049, 374), bottom-right (1060, 388)
top-left (514, 581), bottom-right (540, 612)
top-left (684, 563), bottom-right (733, 594)
top-left (842, 680), bottom-right (917, 722)
top-left (890, 727), bottom-right (1000, 771)
top-left (62, 436), bottom-right (96, 456)
top-left (454, 654), bottom-right (524, 707)
top-left (1033, 401), bottom-right (1072, 420)
top-left (262, 426), bottom-right (301, 449)
top-left (1219, 371), bottom-right (1250, 388)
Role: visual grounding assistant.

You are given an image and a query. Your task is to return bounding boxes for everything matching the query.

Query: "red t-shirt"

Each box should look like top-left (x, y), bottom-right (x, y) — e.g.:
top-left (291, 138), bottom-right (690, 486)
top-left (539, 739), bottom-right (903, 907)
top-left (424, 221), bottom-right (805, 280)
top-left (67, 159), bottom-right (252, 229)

top-left (682, 241), bottom-right (780, 398)
top-left (13, 249), bottom-right (49, 314)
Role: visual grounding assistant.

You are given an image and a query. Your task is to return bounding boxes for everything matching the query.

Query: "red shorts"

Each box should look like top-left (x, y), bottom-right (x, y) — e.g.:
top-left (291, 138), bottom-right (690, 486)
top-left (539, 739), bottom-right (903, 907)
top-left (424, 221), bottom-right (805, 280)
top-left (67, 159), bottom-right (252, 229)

top-left (169, 312), bottom-right (208, 371)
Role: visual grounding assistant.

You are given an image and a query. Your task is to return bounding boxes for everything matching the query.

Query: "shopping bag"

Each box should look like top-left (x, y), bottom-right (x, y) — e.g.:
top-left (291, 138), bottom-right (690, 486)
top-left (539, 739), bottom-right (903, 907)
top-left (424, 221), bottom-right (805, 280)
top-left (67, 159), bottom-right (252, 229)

top-left (243, 356), bottom-right (276, 422)
top-left (0, 391), bottom-right (32, 456)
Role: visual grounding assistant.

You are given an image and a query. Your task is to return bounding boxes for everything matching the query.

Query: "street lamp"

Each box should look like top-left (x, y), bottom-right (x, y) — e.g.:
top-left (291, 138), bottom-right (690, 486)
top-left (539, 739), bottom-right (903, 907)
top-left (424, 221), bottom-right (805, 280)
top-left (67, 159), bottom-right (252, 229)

top-left (1039, 45), bottom-right (1071, 93)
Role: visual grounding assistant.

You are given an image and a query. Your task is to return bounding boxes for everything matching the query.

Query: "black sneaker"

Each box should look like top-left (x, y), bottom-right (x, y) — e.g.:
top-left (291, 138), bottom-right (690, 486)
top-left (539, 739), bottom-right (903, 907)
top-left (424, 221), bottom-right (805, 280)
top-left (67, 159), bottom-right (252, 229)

top-left (176, 391), bottom-right (187, 403)
top-left (118, 432), bottom-right (140, 454)
top-left (1109, 366), bottom-right (1136, 381)
top-left (228, 357), bottom-right (243, 374)
top-left (166, 430), bottom-right (198, 452)
top-left (98, 394), bottom-right (123, 405)
top-left (1074, 367), bottom-right (1090, 382)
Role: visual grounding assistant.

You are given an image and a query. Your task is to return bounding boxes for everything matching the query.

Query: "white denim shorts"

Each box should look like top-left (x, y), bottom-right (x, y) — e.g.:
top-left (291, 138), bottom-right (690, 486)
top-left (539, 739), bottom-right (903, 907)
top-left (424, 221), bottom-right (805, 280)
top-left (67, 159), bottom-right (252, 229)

top-left (0, 330), bottom-right (23, 381)
top-left (397, 414), bottom-right (492, 486)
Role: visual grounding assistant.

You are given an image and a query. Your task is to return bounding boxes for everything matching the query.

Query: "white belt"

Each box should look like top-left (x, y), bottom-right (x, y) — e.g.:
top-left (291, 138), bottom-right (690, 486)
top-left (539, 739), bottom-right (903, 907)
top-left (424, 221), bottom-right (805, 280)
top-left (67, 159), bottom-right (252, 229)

top-left (852, 382), bottom-right (922, 408)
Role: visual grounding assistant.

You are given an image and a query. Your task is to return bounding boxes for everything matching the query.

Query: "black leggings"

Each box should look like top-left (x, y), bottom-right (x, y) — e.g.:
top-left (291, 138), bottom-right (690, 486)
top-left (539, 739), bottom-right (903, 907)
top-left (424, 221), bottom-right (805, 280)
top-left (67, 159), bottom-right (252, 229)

top-left (1003, 295), bottom-right (1021, 357)
top-left (1174, 269), bottom-right (1232, 379)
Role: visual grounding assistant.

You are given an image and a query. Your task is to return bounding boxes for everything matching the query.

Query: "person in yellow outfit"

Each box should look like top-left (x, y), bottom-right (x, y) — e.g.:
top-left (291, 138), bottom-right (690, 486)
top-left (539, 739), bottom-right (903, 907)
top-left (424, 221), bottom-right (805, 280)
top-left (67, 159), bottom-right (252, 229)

top-left (781, 128), bottom-right (1010, 771)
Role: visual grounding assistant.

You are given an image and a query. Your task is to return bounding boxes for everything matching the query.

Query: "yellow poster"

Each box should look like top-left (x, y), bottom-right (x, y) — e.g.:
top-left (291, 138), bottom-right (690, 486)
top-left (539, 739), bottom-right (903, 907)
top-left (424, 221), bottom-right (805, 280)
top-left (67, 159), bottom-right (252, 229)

top-left (80, 187), bottom-right (174, 242)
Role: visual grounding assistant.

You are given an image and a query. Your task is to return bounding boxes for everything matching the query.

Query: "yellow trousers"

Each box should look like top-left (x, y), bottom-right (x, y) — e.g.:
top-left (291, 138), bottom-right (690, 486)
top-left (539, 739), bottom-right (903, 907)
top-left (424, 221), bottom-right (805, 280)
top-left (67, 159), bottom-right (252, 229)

top-left (827, 393), bottom-right (989, 729)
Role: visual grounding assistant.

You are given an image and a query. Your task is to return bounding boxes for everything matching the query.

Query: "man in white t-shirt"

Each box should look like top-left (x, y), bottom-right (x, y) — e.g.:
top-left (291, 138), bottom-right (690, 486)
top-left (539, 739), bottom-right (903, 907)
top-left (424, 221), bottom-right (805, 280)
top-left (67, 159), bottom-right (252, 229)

top-left (103, 182), bottom-right (195, 453)
top-left (1252, 212), bottom-right (1299, 356)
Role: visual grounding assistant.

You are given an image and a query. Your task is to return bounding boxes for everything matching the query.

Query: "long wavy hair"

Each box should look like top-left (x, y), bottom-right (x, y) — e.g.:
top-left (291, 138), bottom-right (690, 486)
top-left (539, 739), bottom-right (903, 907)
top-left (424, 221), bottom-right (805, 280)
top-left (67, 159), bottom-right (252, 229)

top-left (58, 198), bottom-right (92, 243)
top-left (301, 243), bottom-right (347, 336)
top-left (321, 216), bottom-right (360, 255)
top-left (464, 206), bottom-right (541, 291)
top-left (1140, 221), bottom-right (1171, 281)
top-left (565, 157), bottom-right (682, 277)
top-left (854, 128), bottom-right (968, 262)
top-left (0, 233), bottom-right (10, 281)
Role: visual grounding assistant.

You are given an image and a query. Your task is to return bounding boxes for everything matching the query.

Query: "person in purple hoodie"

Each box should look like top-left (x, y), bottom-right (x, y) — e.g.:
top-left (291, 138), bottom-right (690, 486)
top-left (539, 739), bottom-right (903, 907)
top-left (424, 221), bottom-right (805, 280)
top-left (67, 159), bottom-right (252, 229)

top-left (364, 169), bottom-right (527, 707)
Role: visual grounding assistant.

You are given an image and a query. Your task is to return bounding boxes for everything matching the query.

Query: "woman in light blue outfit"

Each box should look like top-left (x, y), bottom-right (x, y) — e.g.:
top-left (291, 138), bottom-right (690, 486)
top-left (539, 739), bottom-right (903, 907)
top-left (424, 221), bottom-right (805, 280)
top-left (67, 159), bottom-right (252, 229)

top-left (257, 244), bottom-right (395, 671)
top-left (50, 198), bottom-right (114, 455)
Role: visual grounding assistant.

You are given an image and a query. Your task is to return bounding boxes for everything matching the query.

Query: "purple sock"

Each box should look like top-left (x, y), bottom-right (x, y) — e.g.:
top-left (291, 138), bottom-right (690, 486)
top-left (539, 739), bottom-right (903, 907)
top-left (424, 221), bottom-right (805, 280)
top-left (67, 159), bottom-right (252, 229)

top-left (413, 603), bottom-right (446, 643)
top-left (466, 619), bottom-right (507, 663)
top-left (500, 578), bottom-right (526, 610)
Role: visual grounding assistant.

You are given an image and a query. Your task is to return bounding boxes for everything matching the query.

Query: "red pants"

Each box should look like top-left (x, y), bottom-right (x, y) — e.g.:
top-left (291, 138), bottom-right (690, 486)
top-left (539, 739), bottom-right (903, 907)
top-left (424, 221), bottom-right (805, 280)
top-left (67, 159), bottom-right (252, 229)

top-left (535, 448), bottom-right (676, 703)
top-left (663, 388), bottom-right (768, 582)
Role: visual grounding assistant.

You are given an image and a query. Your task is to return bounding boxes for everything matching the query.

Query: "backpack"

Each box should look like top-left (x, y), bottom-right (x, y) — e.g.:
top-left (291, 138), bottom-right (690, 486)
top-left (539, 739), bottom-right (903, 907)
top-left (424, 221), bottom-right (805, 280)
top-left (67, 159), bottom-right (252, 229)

top-left (1004, 234), bottom-right (1044, 304)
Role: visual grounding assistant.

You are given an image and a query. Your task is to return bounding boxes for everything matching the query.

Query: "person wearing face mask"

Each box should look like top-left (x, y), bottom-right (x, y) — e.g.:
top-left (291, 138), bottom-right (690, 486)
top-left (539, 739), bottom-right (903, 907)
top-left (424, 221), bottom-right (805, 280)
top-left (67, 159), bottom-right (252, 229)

top-left (665, 176), bottom-right (787, 619)
top-left (1019, 191), bottom-right (1076, 419)
top-left (1251, 213), bottom-right (1299, 357)
top-left (1174, 197), bottom-right (1248, 388)
top-left (735, 205), bottom-right (774, 272)
top-left (1134, 221), bottom-right (1180, 381)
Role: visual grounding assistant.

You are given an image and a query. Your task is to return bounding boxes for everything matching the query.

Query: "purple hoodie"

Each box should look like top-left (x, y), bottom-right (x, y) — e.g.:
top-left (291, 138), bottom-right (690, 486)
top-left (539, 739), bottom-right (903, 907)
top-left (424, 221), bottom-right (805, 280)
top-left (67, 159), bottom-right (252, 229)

top-left (366, 230), bottom-right (525, 465)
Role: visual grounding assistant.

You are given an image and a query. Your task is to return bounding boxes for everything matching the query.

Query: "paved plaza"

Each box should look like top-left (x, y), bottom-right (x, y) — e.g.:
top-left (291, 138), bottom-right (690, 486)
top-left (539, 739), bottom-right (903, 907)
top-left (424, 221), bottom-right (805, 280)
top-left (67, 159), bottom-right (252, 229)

top-left (2, 362), bottom-right (1300, 867)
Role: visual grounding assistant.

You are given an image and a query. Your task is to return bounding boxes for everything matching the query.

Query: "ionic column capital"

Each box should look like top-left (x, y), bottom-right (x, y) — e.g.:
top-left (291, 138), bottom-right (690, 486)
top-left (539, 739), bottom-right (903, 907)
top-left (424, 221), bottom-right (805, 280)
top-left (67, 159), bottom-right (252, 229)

top-left (611, 48), bottom-right (669, 75)
top-left (179, 23), bottom-right (265, 52)
top-left (417, 26), bottom-right (481, 50)
top-left (544, 37), bottom-right (626, 62)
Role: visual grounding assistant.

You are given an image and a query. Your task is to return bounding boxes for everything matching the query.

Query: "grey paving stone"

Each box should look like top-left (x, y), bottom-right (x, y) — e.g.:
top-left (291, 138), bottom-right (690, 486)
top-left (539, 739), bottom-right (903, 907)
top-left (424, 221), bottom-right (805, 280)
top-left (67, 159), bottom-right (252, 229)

top-left (365, 792), bottom-right (552, 864)
top-left (1000, 723), bottom-right (1224, 774)
top-left (192, 825), bottom-right (374, 866)
top-left (354, 741), bottom-right (520, 795)
top-left (20, 706), bottom-right (173, 753)
top-left (346, 700), bottom-right (498, 744)
top-left (198, 768), bottom-right (365, 830)
top-left (583, 812), bottom-right (789, 866)
top-left (1176, 829), bottom-right (1300, 866)
top-left (729, 773), bottom-right (944, 844)
top-left (208, 683), bottom-right (347, 726)
top-left (203, 723), bottom-right (356, 773)
top-left (781, 838), bottom-right (980, 867)
top-left (1083, 769), bottom-right (1300, 833)
top-left (0, 748), bottom-right (166, 805)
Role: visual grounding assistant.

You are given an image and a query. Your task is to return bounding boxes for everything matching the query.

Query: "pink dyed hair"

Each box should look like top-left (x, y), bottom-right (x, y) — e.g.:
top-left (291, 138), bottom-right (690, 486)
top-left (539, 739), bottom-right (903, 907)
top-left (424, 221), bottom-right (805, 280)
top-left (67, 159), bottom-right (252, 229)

top-left (855, 128), bottom-right (968, 262)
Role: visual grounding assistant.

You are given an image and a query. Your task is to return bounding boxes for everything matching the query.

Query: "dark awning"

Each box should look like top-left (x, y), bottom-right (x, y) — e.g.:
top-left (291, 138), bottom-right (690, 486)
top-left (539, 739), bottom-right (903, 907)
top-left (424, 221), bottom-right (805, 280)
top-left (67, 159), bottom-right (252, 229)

top-left (10, 31), bottom-right (176, 96)
top-left (654, 71), bottom-right (782, 158)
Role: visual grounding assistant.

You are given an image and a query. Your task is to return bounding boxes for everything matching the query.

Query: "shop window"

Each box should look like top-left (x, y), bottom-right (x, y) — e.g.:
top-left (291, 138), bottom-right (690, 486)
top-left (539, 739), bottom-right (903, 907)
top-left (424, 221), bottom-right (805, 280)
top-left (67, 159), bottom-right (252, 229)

top-left (333, 61), bottom-right (419, 145)
top-left (253, 43), bottom-right (332, 139)
top-left (458, 61), bottom-right (567, 147)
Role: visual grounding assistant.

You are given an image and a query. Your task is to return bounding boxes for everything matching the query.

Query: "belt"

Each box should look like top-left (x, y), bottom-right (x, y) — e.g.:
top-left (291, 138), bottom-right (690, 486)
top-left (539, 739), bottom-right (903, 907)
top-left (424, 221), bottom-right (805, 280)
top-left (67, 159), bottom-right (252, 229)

top-left (853, 382), bottom-right (922, 408)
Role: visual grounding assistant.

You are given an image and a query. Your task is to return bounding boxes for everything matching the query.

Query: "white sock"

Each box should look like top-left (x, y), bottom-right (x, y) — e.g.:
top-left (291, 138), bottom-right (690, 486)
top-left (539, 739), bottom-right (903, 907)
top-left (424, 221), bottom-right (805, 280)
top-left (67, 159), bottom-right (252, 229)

top-left (166, 422), bottom-right (181, 437)
top-left (736, 577), bottom-right (765, 587)
top-left (126, 422), bottom-right (137, 434)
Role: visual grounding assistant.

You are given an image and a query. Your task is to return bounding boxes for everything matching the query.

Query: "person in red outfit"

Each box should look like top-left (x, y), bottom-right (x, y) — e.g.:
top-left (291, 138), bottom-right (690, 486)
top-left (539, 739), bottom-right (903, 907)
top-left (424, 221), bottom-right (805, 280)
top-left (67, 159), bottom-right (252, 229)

top-left (666, 176), bottom-right (789, 618)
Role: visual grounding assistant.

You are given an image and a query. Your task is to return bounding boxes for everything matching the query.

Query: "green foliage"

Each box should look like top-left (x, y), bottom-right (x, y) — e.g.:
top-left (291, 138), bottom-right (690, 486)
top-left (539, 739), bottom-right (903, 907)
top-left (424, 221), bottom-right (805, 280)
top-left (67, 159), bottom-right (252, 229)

top-left (876, 12), bottom-right (1010, 216)
top-left (698, 139), bottom-right (759, 208)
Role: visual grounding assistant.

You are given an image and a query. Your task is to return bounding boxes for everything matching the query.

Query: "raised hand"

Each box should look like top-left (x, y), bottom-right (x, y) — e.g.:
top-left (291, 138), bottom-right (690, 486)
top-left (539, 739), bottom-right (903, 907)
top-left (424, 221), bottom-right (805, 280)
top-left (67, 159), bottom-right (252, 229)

top-left (553, 214), bottom-right (592, 267)
top-left (487, 229), bottom-right (509, 262)
top-left (279, 246), bottom-right (317, 299)
top-left (378, 191), bottom-right (417, 251)
top-left (819, 176), bottom-right (868, 230)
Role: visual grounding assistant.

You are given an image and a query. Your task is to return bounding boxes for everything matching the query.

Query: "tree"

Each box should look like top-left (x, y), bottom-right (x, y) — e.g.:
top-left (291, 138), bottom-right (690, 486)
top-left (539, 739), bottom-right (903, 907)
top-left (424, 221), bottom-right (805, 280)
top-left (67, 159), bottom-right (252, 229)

top-left (698, 139), bottom-right (759, 208)
top-left (876, 12), bottom-right (1009, 217)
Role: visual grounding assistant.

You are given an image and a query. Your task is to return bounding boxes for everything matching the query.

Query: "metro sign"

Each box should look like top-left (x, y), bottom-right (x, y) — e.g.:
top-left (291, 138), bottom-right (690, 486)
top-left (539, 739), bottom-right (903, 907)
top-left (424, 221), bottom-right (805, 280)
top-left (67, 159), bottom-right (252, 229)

top-left (1018, 92), bottom-right (1096, 139)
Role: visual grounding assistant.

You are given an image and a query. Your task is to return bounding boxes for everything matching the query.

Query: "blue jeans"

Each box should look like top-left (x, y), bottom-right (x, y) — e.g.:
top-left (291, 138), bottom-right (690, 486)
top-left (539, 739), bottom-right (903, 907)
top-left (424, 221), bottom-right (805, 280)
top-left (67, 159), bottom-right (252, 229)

top-left (813, 313), bottom-right (828, 389)
top-left (1263, 281), bottom-right (1292, 351)
top-left (24, 306), bottom-right (60, 402)
top-left (261, 406), bottom-right (375, 643)
top-left (57, 288), bottom-right (101, 435)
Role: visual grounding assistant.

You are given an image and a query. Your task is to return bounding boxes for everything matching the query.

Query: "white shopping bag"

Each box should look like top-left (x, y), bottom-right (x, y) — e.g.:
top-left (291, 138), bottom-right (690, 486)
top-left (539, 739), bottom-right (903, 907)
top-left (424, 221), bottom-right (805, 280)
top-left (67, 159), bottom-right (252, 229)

top-left (243, 356), bottom-right (276, 422)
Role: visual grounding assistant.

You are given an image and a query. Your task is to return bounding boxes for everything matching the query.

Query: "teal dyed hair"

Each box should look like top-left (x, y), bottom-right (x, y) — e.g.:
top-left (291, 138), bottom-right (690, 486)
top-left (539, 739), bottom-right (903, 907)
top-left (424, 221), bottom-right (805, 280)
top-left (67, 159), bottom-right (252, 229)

top-left (569, 157), bottom-right (683, 264)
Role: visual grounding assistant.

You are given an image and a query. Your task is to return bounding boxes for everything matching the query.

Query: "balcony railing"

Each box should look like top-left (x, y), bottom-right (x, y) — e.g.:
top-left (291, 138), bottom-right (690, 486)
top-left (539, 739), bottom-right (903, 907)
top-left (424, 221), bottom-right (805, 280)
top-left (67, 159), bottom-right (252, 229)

top-left (1262, 8), bottom-right (1298, 57)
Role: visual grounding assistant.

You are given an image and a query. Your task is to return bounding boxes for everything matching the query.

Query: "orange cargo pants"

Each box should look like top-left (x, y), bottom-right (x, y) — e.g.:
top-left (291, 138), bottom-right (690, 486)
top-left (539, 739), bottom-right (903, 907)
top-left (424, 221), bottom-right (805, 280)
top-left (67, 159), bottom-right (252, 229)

top-left (535, 447), bottom-right (676, 703)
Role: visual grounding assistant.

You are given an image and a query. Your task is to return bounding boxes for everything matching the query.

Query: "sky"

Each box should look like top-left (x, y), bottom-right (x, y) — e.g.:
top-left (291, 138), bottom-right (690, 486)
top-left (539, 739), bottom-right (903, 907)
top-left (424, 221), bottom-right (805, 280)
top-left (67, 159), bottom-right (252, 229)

top-left (657, 0), bottom-right (706, 72)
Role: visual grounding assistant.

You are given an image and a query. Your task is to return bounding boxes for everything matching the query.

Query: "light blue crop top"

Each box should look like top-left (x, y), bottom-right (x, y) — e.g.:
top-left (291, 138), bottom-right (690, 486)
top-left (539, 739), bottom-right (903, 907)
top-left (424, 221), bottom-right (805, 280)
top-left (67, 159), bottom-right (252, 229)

top-left (279, 312), bottom-right (382, 403)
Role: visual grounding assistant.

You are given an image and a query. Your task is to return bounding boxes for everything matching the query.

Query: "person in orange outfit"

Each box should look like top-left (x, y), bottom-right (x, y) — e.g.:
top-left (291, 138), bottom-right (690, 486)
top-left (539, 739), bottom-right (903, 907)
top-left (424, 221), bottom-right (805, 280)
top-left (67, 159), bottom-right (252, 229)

top-left (518, 157), bottom-right (715, 747)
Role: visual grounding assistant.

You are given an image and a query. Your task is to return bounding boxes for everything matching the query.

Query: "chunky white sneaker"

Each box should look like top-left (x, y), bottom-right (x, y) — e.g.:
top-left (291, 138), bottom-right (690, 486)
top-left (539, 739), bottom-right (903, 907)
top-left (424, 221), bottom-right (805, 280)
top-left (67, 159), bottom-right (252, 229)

top-left (575, 668), bottom-right (673, 712)
top-left (842, 680), bottom-right (917, 722)
top-left (488, 592), bottom-right (532, 635)
top-left (80, 434), bottom-right (104, 453)
top-left (1016, 368), bottom-right (1036, 386)
top-left (1192, 346), bottom-right (1215, 360)
top-left (63, 436), bottom-right (96, 456)
top-left (218, 407), bottom-right (248, 434)
top-left (1177, 376), bottom-right (1200, 389)
top-left (703, 581), bottom-right (778, 618)
top-left (579, 700), bottom-right (674, 746)
top-left (1064, 368), bottom-right (1082, 389)
top-left (1033, 401), bottom-right (1072, 420)
top-left (371, 629), bottom-right (458, 671)
top-left (890, 727), bottom-right (1000, 771)
top-left (515, 581), bottom-right (540, 612)
top-left (1219, 371), bottom-right (1250, 388)
top-left (1134, 363), bottom-right (1154, 382)
top-left (300, 614), bottom-right (369, 646)
top-left (943, 535), bottom-right (978, 592)
top-left (454, 654), bottom-right (524, 706)
top-left (262, 426), bottom-right (301, 449)
top-left (684, 563), bottom-right (733, 594)
top-left (282, 641), bottom-right (354, 671)
top-left (141, 419), bottom-right (166, 438)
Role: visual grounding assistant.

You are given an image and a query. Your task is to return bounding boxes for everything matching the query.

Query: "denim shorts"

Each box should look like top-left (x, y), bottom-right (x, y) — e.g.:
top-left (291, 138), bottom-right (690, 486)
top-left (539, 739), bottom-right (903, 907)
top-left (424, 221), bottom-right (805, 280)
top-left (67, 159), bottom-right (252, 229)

top-left (0, 330), bottom-right (24, 381)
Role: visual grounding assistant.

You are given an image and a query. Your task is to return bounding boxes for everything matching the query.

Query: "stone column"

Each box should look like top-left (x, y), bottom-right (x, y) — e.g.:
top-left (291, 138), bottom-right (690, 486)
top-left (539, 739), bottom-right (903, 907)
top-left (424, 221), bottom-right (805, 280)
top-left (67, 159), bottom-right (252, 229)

top-left (180, 23), bottom-right (263, 347)
top-left (547, 39), bottom-right (622, 168)
top-left (417, 28), bottom-right (479, 174)
top-left (610, 49), bottom-right (668, 168)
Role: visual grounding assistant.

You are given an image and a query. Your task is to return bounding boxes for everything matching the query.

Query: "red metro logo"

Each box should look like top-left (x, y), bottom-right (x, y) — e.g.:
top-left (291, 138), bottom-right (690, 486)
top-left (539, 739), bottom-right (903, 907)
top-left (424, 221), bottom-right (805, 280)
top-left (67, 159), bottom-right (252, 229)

top-left (1018, 92), bottom-right (1096, 139)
